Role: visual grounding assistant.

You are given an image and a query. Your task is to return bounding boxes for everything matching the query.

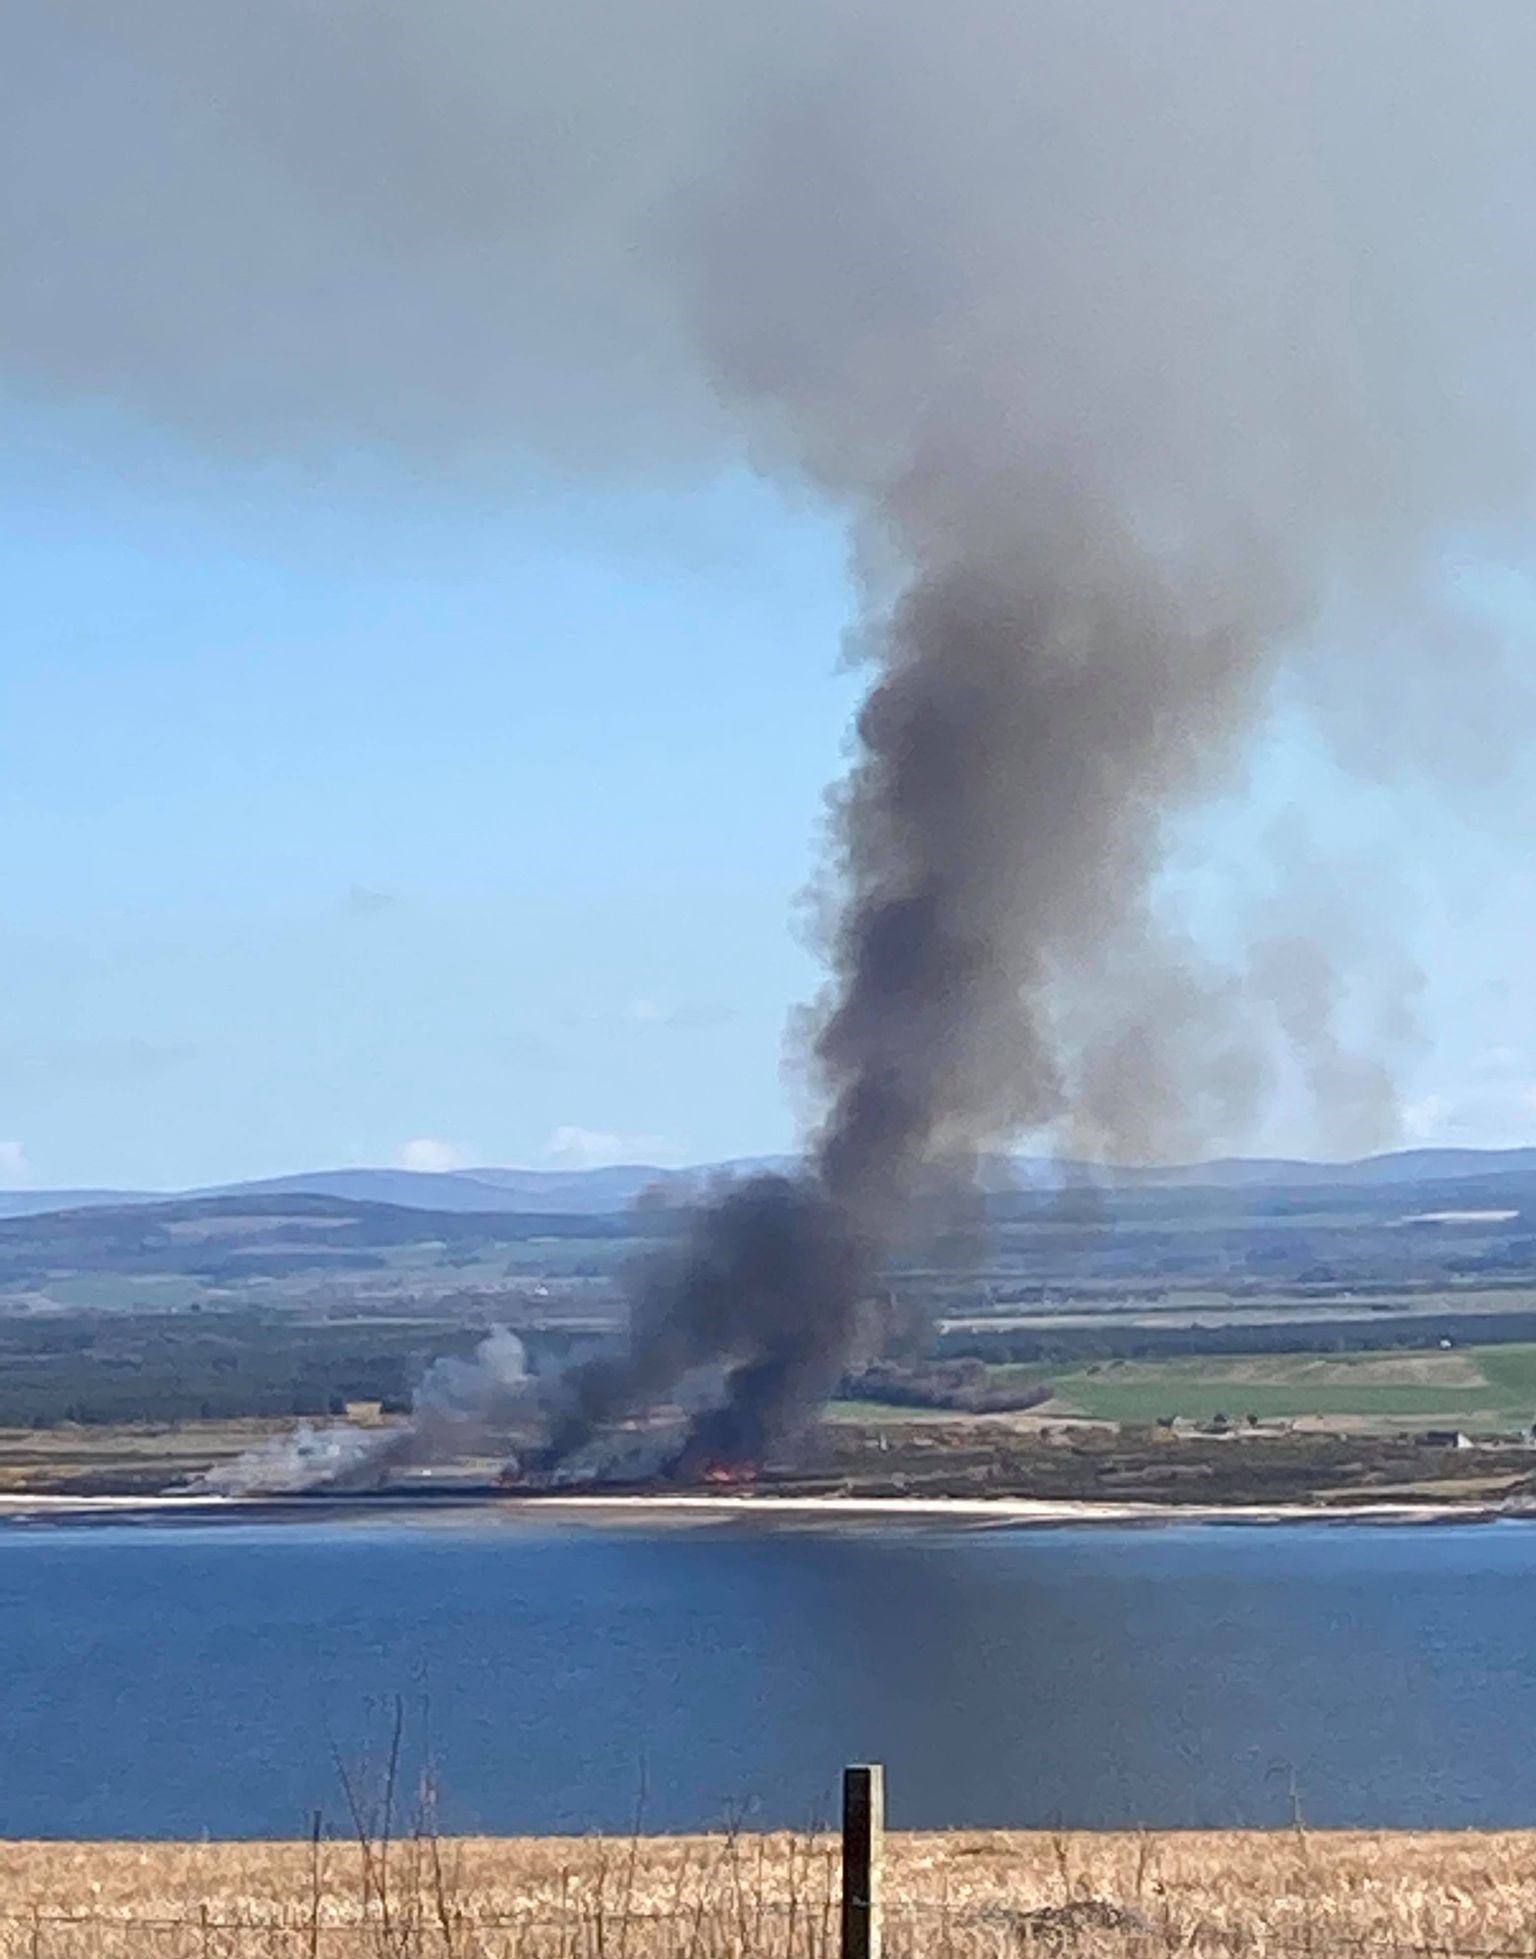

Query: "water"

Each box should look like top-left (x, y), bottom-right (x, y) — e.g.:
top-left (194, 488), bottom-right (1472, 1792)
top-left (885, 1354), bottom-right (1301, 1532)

top-left (2, 1511), bottom-right (1535, 1838)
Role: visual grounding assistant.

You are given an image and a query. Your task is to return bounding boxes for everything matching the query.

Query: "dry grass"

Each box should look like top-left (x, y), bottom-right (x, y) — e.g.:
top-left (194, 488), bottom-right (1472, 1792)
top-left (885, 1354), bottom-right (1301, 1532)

top-left (1, 1829), bottom-right (1536, 1959)
top-left (0, 1420), bottom-right (293, 1493)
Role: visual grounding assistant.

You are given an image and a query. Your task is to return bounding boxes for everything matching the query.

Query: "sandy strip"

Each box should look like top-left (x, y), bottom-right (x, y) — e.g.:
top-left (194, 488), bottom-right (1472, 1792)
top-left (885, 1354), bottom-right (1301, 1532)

top-left (495, 1491), bottom-right (1509, 1527)
top-left (0, 1488), bottom-right (1516, 1528)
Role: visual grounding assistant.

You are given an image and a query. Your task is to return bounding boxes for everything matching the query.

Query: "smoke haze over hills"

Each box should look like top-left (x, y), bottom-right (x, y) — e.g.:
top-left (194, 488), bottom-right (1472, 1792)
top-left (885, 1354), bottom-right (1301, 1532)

top-left (7, 1148), bottom-right (1536, 1229)
top-left (7, 3), bottom-right (1536, 1452)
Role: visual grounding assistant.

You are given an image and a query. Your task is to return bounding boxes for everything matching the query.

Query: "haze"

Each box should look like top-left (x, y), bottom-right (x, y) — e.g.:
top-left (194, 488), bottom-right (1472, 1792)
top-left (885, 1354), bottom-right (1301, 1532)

top-left (4, 1), bottom-right (1536, 1191)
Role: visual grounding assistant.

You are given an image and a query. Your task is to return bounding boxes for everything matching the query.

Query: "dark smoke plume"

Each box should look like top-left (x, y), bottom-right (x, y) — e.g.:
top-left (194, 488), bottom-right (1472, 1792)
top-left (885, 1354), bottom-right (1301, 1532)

top-left (7, 3), bottom-right (1536, 1461)
top-left (544, 1177), bottom-right (861, 1470)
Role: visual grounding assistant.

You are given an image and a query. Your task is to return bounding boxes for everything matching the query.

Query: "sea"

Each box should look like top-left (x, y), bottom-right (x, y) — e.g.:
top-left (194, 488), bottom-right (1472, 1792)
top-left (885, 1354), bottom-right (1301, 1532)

top-left (2, 1510), bottom-right (1534, 1838)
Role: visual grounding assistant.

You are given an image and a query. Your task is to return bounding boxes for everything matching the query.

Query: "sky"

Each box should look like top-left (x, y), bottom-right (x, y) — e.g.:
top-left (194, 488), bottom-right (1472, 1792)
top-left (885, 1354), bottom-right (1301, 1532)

top-left (7, 3), bottom-right (1536, 1193)
top-left (0, 408), bottom-right (868, 1188)
top-left (4, 396), bottom-right (1536, 1192)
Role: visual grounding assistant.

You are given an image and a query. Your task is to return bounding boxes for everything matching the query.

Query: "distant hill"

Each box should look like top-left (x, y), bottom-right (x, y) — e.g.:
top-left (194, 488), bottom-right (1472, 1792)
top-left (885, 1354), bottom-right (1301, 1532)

top-left (189, 1159), bottom-right (795, 1215)
top-left (4, 1154), bottom-right (1536, 1331)
top-left (0, 1188), bottom-right (156, 1221)
top-left (1101, 1148), bottom-right (1536, 1189)
top-left (0, 1189), bottom-right (629, 1253)
top-left (5, 1145), bottom-right (1536, 1224)
top-left (0, 1167), bottom-right (705, 1221)
top-left (0, 1188), bottom-right (643, 1319)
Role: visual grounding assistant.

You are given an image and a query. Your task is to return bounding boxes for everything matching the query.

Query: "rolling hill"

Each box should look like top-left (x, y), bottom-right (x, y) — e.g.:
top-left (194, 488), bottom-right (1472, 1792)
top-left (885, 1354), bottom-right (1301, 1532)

top-left (6, 1146), bottom-right (1536, 1223)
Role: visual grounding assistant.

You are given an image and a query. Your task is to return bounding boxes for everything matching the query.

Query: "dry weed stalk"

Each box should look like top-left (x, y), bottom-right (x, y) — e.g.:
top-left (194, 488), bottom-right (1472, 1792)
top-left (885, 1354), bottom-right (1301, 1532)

top-left (1, 1829), bottom-right (1535, 1959)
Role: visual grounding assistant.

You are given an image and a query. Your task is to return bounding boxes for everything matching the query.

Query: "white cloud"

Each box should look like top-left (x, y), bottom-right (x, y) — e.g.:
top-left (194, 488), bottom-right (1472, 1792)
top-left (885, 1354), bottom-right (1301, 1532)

top-left (395, 1137), bottom-right (471, 1174)
top-left (0, 1038), bottom-right (193, 1085)
top-left (340, 886), bottom-right (399, 920)
top-left (621, 998), bottom-right (731, 1030)
top-left (543, 1125), bottom-right (668, 1169)
top-left (0, 1140), bottom-right (33, 1188)
top-left (1401, 1096), bottom-right (1447, 1143)
top-left (622, 998), bottom-right (670, 1025)
top-left (1398, 1081), bottom-right (1536, 1149)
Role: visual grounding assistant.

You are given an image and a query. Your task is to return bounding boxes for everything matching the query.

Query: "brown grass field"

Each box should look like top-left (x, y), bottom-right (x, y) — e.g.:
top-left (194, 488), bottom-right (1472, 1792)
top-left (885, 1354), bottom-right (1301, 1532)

top-left (3, 1830), bottom-right (1536, 1959)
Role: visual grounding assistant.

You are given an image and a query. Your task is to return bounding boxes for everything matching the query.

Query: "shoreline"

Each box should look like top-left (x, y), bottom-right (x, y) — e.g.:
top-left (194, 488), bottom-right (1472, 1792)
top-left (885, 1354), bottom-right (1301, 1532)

top-left (0, 1486), bottom-right (1521, 1529)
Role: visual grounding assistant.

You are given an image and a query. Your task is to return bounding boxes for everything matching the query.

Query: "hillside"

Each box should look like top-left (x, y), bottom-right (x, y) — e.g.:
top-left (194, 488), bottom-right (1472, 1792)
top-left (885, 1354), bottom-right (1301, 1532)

top-left (0, 1191), bottom-right (640, 1319)
top-left (0, 1158), bottom-right (1534, 1434)
top-left (7, 1145), bottom-right (1536, 1222)
top-left (5, 1158), bottom-right (1536, 1330)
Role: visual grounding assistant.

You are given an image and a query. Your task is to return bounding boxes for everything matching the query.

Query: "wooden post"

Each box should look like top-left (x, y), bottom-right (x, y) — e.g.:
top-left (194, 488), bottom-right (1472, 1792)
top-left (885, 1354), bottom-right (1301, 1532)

top-left (841, 1763), bottom-right (884, 1959)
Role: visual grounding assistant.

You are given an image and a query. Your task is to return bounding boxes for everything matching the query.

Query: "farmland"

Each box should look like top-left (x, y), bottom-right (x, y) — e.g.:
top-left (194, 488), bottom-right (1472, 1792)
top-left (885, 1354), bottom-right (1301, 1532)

top-left (5, 1159), bottom-right (1536, 1488)
top-left (1035, 1342), bottom-right (1536, 1430)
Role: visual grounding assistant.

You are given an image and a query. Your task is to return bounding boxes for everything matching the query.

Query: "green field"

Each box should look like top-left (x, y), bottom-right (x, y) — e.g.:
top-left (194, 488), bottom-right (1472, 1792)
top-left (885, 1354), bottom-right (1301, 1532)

top-left (827, 1398), bottom-right (987, 1424)
top-left (1041, 1343), bottom-right (1536, 1429)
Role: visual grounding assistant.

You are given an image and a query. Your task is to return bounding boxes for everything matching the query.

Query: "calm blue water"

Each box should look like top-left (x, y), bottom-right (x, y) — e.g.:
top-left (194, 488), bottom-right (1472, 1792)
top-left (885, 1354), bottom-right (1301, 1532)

top-left (0, 1512), bottom-right (1534, 1838)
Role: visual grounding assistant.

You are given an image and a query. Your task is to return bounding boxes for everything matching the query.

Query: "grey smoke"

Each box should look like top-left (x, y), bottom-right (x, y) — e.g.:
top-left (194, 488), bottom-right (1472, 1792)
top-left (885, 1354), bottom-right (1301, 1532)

top-left (542, 1173), bottom-right (861, 1471)
top-left (197, 1418), bottom-right (408, 1498)
top-left (9, 2), bottom-right (1536, 1458)
top-left (410, 1326), bottom-right (535, 1453)
top-left (201, 1328), bottom-right (532, 1495)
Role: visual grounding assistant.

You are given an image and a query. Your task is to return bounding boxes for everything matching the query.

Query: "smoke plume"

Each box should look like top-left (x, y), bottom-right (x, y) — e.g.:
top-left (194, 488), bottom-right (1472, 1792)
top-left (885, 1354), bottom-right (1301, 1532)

top-left (543, 1174), bottom-right (861, 1471)
top-left (201, 1328), bottom-right (533, 1495)
top-left (8, 3), bottom-right (1536, 1462)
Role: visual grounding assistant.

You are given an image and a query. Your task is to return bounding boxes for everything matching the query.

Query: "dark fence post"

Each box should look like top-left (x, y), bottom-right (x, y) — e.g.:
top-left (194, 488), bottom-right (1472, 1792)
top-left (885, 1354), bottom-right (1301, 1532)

top-left (841, 1763), bottom-right (884, 1959)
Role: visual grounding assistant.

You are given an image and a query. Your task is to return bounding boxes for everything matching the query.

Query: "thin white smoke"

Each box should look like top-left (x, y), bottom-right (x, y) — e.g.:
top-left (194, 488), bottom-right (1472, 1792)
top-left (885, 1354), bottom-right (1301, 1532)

top-left (199, 1328), bottom-right (533, 1496)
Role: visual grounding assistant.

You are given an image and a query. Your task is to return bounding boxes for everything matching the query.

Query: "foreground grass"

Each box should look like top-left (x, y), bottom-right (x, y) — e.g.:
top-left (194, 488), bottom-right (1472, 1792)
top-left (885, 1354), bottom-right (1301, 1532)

top-left (4, 1830), bottom-right (1536, 1959)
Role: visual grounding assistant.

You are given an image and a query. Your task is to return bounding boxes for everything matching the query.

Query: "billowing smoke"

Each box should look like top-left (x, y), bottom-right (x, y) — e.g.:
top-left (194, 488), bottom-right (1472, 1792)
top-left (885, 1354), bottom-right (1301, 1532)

top-left (543, 1175), bottom-right (861, 1471)
top-left (198, 1420), bottom-right (410, 1498)
top-left (202, 1328), bottom-right (533, 1495)
top-left (8, 3), bottom-right (1536, 1465)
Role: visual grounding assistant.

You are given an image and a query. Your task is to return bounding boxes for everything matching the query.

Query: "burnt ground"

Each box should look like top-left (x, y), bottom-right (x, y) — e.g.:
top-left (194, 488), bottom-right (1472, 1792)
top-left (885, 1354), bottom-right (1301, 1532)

top-left (8, 1411), bottom-right (1536, 1508)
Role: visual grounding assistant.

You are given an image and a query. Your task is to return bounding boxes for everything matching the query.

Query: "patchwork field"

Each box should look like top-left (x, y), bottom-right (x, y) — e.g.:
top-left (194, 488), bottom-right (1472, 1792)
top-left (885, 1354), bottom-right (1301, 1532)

top-left (1041, 1342), bottom-right (1536, 1429)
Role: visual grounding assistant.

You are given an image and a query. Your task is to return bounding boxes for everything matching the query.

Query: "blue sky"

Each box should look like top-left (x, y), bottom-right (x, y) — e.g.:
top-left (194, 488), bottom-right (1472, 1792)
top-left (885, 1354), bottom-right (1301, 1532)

top-left (0, 409), bottom-right (866, 1187)
top-left (4, 405), bottom-right (1536, 1190)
